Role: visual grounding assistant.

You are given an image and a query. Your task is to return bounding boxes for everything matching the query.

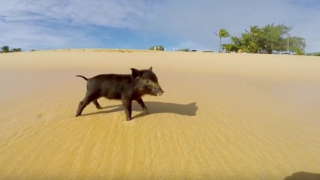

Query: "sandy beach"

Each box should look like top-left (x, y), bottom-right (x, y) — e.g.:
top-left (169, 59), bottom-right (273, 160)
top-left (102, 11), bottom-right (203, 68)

top-left (0, 50), bottom-right (320, 180)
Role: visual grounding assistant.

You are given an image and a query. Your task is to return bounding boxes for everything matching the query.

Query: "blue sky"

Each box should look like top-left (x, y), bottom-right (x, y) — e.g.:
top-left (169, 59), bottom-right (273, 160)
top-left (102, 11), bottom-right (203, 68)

top-left (1, 0), bottom-right (319, 52)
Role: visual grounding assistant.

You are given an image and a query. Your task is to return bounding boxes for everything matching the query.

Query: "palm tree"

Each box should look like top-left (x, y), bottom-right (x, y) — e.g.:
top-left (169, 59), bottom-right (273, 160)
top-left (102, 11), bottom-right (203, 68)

top-left (214, 29), bottom-right (230, 52)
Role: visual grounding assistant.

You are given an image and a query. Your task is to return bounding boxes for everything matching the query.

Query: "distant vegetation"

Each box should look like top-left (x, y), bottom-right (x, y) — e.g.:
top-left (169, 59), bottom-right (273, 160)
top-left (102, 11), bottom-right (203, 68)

top-left (306, 52), bottom-right (320, 56)
top-left (147, 23), bottom-right (314, 55)
top-left (217, 23), bottom-right (306, 55)
top-left (0, 46), bottom-right (22, 53)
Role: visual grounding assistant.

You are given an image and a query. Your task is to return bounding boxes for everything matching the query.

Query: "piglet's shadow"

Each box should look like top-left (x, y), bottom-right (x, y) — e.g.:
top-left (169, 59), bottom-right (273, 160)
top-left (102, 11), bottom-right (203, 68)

top-left (284, 171), bottom-right (320, 180)
top-left (81, 101), bottom-right (198, 119)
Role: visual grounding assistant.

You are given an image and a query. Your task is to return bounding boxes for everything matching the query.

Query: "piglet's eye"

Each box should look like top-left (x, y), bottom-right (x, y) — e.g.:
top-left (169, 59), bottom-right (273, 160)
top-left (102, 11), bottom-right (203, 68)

top-left (146, 80), bottom-right (149, 83)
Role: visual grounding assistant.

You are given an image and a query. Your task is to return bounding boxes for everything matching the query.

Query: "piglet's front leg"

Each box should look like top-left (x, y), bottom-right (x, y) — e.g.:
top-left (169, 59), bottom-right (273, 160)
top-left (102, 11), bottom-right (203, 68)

top-left (136, 98), bottom-right (149, 114)
top-left (122, 99), bottom-right (132, 121)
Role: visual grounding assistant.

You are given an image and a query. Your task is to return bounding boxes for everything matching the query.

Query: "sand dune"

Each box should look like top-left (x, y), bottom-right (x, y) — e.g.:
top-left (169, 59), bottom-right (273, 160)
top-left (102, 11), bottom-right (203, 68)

top-left (0, 50), bottom-right (320, 179)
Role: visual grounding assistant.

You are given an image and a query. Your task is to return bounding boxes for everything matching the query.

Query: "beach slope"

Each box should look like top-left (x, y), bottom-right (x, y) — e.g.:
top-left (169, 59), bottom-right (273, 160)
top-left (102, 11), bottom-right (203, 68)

top-left (1, 50), bottom-right (320, 179)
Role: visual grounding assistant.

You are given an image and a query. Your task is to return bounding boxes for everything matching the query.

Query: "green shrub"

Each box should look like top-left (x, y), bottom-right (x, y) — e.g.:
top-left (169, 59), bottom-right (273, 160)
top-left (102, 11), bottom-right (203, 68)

top-left (1, 46), bottom-right (9, 53)
top-left (1, 46), bottom-right (22, 53)
top-left (11, 48), bottom-right (22, 52)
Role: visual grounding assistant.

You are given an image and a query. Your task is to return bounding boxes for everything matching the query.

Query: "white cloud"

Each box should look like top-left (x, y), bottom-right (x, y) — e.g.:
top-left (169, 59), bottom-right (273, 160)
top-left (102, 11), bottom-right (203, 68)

top-left (1, 0), bottom-right (319, 52)
top-left (0, 0), bottom-right (147, 50)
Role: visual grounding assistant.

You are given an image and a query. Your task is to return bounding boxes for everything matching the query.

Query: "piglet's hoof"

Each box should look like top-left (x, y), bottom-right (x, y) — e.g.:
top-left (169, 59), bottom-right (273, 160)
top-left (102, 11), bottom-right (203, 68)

top-left (143, 108), bottom-right (149, 114)
top-left (126, 117), bottom-right (132, 121)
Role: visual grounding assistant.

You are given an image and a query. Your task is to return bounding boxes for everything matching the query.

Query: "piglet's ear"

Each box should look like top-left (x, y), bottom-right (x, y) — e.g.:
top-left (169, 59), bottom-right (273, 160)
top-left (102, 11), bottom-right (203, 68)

top-left (131, 68), bottom-right (141, 78)
top-left (149, 66), bottom-right (153, 71)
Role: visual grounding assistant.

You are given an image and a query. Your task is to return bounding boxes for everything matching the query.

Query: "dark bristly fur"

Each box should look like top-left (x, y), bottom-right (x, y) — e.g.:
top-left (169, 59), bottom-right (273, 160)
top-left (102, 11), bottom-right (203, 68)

top-left (75, 67), bottom-right (164, 121)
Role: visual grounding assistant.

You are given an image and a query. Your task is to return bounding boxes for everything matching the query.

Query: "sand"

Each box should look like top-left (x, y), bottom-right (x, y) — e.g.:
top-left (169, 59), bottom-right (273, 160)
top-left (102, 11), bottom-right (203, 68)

top-left (0, 50), bottom-right (320, 180)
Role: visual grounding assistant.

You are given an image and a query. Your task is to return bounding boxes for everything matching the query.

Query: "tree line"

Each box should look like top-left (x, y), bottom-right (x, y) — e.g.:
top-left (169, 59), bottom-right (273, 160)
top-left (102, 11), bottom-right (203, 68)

top-left (0, 46), bottom-right (22, 53)
top-left (215, 23), bottom-right (306, 55)
top-left (148, 23), bottom-right (315, 55)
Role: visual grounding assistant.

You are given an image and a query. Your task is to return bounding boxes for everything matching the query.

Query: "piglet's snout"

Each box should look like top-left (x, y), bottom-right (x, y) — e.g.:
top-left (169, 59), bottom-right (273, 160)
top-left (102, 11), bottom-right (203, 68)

top-left (156, 87), bottom-right (164, 96)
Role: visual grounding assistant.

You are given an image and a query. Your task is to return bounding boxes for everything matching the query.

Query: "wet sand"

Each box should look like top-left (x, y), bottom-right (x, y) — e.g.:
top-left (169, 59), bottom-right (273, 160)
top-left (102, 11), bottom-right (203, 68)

top-left (0, 50), bottom-right (320, 179)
